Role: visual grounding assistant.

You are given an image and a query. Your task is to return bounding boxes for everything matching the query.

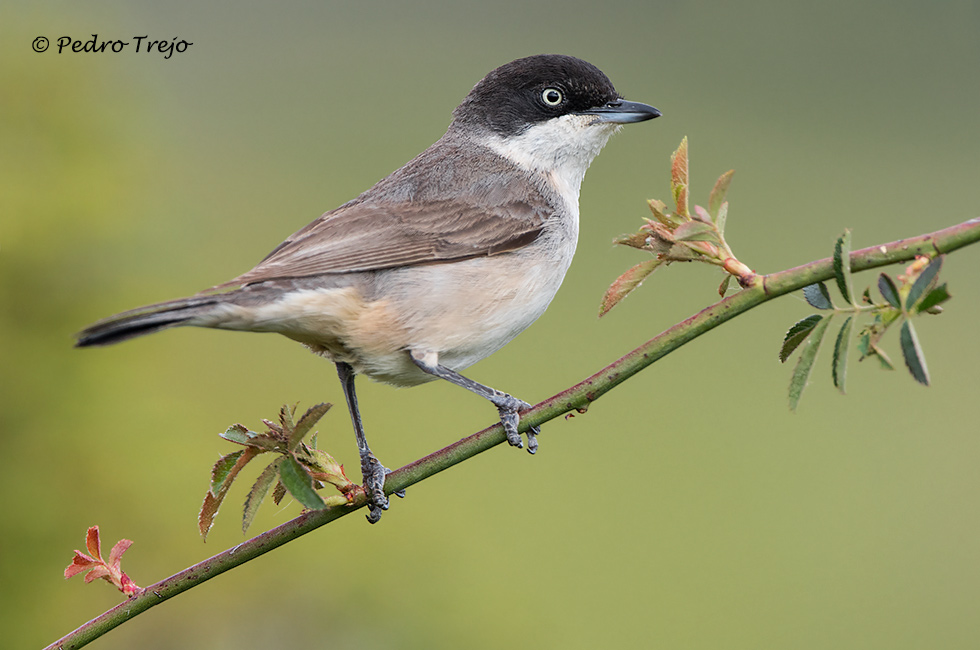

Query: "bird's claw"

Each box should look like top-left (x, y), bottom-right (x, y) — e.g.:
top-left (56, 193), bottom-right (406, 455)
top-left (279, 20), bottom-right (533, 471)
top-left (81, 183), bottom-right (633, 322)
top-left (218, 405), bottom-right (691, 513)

top-left (361, 457), bottom-right (406, 524)
top-left (361, 453), bottom-right (389, 523)
top-left (497, 397), bottom-right (540, 454)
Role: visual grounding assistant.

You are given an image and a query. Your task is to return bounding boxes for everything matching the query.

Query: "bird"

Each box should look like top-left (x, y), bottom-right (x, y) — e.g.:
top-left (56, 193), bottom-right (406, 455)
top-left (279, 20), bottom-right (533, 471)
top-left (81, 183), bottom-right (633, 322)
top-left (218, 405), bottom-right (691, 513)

top-left (76, 54), bottom-right (660, 522)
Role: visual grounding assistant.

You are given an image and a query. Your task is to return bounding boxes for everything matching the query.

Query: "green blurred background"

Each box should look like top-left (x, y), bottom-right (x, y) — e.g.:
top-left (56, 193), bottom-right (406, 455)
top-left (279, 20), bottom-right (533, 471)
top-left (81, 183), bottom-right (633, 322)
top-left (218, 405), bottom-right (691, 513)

top-left (3, 1), bottom-right (979, 648)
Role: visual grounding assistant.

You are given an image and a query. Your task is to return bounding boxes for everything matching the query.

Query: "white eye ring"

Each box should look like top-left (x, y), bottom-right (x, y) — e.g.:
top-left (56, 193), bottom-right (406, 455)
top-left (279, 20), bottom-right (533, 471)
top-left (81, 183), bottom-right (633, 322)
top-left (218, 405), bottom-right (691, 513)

top-left (541, 88), bottom-right (563, 106)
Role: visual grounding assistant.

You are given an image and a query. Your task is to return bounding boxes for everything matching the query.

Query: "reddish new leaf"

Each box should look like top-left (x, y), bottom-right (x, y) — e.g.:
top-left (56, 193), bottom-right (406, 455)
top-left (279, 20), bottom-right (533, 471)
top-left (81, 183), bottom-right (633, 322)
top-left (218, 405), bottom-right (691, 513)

top-left (108, 538), bottom-right (133, 568)
top-left (692, 205), bottom-right (713, 224)
top-left (673, 220), bottom-right (721, 244)
top-left (64, 526), bottom-right (140, 596)
top-left (86, 524), bottom-right (101, 559)
top-left (83, 565), bottom-right (111, 583)
top-left (708, 169), bottom-right (735, 219)
top-left (599, 258), bottom-right (663, 317)
top-left (670, 137), bottom-right (690, 218)
top-left (199, 492), bottom-right (222, 540)
top-left (64, 551), bottom-right (99, 579)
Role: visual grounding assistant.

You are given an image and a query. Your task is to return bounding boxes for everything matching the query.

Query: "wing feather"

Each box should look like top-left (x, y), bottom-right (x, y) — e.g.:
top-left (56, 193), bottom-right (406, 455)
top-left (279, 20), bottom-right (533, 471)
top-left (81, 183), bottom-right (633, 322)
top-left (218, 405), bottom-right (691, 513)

top-left (224, 198), bottom-right (550, 286)
top-left (210, 140), bottom-right (556, 289)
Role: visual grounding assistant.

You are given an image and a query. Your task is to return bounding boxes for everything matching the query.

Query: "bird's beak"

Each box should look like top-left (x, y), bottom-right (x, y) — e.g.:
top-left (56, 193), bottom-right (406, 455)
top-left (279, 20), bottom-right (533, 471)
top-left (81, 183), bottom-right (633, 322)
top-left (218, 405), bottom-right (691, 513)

top-left (577, 99), bottom-right (661, 124)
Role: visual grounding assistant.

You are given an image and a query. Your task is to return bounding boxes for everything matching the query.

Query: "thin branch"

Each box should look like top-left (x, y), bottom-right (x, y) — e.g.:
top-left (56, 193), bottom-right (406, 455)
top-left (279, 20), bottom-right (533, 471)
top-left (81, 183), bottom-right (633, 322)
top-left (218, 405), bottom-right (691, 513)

top-left (47, 217), bottom-right (980, 650)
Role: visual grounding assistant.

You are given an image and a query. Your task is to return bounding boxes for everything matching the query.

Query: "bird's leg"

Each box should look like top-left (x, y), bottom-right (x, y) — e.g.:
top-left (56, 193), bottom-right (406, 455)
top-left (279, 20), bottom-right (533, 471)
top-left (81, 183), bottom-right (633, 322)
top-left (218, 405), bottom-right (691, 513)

top-left (336, 361), bottom-right (394, 523)
top-left (409, 351), bottom-right (540, 454)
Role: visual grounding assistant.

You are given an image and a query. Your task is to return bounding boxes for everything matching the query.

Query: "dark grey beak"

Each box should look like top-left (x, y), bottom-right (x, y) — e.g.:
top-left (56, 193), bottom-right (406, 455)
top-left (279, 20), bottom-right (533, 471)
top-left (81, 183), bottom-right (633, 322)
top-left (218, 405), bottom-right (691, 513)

top-left (577, 99), bottom-right (661, 124)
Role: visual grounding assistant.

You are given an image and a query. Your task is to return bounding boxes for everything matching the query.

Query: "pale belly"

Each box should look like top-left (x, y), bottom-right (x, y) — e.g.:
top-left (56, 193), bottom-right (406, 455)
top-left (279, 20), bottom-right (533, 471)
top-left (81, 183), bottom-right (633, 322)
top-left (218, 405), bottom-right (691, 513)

top-left (205, 245), bottom-right (573, 386)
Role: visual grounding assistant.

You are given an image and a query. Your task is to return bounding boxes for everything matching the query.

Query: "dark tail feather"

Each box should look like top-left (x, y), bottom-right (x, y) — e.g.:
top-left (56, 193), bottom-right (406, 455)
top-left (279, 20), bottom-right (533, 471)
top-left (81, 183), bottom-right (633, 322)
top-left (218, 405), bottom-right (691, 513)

top-left (75, 295), bottom-right (221, 347)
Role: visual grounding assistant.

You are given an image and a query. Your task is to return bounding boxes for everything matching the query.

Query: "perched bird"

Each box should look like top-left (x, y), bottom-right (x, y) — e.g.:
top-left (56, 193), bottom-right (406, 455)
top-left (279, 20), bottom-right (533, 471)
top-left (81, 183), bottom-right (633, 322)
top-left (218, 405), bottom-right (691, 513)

top-left (76, 54), bottom-right (660, 522)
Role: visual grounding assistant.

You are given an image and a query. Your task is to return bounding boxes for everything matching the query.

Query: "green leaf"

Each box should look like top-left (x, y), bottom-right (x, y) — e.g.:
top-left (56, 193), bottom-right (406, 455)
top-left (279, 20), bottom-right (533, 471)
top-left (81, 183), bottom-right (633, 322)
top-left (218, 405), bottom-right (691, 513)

top-left (599, 258), bottom-right (663, 317)
top-left (288, 403), bottom-right (331, 451)
top-left (201, 453), bottom-right (241, 540)
top-left (242, 458), bottom-right (282, 534)
top-left (211, 450), bottom-right (246, 496)
top-left (832, 316), bottom-right (854, 393)
top-left (303, 448), bottom-right (354, 491)
top-left (219, 424), bottom-right (254, 446)
top-left (279, 456), bottom-right (326, 510)
top-left (789, 314), bottom-right (832, 411)
top-left (647, 199), bottom-right (675, 226)
top-left (875, 349), bottom-right (895, 371)
top-left (858, 326), bottom-right (896, 370)
top-left (915, 283), bottom-right (951, 314)
top-left (856, 331), bottom-right (869, 358)
top-left (718, 274), bottom-right (732, 298)
top-left (715, 201), bottom-right (729, 237)
top-left (673, 220), bottom-right (721, 244)
top-left (780, 314), bottom-right (823, 363)
top-left (900, 320), bottom-right (930, 386)
top-left (231, 429), bottom-right (283, 452)
top-left (877, 273), bottom-right (901, 309)
top-left (905, 256), bottom-right (944, 311)
top-left (833, 230), bottom-right (853, 304)
top-left (708, 169), bottom-right (735, 219)
top-left (803, 282), bottom-right (833, 310)
top-left (232, 434), bottom-right (282, 453)
top-left (201, 447), bottom-right (261, 538)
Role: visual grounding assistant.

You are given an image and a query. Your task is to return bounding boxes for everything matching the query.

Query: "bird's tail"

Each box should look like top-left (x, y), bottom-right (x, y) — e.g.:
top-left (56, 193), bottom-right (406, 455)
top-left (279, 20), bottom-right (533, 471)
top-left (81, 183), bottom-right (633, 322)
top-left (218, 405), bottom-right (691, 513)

top-left (75, 294), bottom-right (223, 347)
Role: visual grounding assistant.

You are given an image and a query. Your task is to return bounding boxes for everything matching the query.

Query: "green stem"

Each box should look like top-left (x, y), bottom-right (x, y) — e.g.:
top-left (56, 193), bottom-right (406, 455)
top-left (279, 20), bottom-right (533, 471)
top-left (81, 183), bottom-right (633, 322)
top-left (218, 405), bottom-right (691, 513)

top-left (46, 217), bottom-right (980, 650)
top-left (830, 303), bottom-right (889, 314)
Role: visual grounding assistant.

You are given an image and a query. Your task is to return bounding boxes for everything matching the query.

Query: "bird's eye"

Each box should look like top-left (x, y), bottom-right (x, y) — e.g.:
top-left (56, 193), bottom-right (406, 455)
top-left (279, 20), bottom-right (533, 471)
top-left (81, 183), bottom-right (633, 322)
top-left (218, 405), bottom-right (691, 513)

top-left (541, 88), bottom-right (563, 106)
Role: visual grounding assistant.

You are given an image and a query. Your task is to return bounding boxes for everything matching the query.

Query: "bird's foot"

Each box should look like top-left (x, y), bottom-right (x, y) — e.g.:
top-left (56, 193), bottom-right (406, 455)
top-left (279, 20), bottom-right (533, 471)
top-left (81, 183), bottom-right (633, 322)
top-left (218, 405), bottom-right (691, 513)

top-left (360, 454), bottom-right (405, 524)
top-left (495, 395), bottom-right (540, 454)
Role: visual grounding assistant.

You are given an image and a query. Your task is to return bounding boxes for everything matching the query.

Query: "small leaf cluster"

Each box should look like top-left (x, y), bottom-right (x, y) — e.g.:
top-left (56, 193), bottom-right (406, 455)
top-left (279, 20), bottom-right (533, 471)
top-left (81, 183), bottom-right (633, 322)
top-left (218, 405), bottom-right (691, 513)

top-left (781, 230), bottom-right (950, 410)
top-left (601, 137), bottom-right (754, 316)
top-left (198, 403), bottom-right (355, 540)
top-left (64, 526), bottom-right (140, 597)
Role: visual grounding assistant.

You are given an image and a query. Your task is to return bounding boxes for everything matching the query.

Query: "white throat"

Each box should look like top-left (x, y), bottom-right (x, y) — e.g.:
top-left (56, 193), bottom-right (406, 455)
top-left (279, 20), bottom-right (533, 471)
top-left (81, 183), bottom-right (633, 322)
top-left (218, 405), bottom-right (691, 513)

top-left (482, 115), bottom-right (620, 209)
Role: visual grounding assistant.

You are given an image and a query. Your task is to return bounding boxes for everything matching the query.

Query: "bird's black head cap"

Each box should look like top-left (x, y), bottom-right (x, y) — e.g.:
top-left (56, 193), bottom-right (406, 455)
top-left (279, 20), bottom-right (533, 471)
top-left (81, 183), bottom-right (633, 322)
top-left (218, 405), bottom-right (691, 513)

top-left (452, 54), bottom-right (621, 136)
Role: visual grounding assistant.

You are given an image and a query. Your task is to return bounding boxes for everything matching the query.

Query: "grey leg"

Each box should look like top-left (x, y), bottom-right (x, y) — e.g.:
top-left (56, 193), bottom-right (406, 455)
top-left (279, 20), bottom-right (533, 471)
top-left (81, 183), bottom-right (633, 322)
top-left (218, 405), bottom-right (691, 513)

top-left (409, 353), bottom-right (540, 454)
top-left (336, 361), bottom-right (388, 523)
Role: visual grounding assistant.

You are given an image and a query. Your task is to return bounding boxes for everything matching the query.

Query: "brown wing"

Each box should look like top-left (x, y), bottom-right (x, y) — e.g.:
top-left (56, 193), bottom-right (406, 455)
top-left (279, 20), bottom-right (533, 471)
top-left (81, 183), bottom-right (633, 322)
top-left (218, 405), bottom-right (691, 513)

top-left (220, 196), bottom-right (550, 288)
